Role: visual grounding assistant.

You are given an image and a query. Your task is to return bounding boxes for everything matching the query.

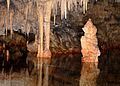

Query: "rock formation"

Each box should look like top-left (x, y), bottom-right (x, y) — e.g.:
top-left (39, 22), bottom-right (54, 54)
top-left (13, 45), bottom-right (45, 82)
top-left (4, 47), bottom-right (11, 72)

top-left (81, 19), bottom-right (100, 62)
top-left (80, 19), bottom-right (100, 86)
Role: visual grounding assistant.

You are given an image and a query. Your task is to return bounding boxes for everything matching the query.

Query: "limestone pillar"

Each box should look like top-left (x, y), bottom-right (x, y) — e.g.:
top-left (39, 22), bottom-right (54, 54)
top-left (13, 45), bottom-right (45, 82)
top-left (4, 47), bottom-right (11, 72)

top-left (37, 0), bottom-right (52, 86)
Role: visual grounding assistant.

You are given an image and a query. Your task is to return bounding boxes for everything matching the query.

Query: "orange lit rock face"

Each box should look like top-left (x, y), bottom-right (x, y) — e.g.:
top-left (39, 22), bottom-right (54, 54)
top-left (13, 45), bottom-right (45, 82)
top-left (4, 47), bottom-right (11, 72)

top-left (81, 19), bottom-right (100, 62)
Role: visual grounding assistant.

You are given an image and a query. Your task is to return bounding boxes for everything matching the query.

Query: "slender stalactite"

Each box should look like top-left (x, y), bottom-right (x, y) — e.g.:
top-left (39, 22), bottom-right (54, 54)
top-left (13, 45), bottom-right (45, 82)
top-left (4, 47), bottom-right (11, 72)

top-left (6, 0), bottom-right (10, 35)
top-left (53, 14), bottom-right (56, 25)
top-left (51, 0), bottom-right (90, 19)
top-left (10, 11), bottom-right (13, 38)
top-left (64, 0), bottom-right (67, 19)
top-left (7, 0), bottom-right (10, 11)
top-left (5, 14), bottom-right (8, 36)
top-left (27, 23), bottom-right (30, 44)
top-left (25, 4), bottom-right (28, 36)
top-left (61, 0), bottom-right (65, 19)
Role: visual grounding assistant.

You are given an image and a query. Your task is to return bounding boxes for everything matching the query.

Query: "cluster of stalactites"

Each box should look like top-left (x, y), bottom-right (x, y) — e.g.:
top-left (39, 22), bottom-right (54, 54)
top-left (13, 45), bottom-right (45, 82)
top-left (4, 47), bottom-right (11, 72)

top-left (52, 0), bottom-right (90, 20)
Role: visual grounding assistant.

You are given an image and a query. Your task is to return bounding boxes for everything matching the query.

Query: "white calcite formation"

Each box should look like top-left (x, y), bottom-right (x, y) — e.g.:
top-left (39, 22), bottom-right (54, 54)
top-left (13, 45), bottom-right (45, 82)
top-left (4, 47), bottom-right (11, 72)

top-left (81, 19), bottom-right (100, 62)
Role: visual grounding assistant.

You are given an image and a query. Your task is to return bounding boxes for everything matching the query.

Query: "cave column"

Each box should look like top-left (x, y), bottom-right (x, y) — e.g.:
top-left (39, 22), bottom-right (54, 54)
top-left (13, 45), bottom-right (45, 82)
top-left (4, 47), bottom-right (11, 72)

top-left (43, 1), bottom-right (52, 86)
top-left (37, 0), bottom-right (52, 86)
top-left (43, 0), bottom-right (52, 59)
top-left (37, 2), bottom-right (44, 86)
top-left (80, 19), bottom-right (100, 86)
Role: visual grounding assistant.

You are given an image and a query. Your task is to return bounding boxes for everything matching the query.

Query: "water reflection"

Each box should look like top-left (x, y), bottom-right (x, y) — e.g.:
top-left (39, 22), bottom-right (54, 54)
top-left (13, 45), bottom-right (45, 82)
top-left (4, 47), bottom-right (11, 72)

top-left (0, 51), bottom-right (120, 86)
top-left (0, 72), bottom-right (37, 86)
top-left (0, 54), bottom-right (81, 86)
top-left (96, 48), bottom-right (120, 86)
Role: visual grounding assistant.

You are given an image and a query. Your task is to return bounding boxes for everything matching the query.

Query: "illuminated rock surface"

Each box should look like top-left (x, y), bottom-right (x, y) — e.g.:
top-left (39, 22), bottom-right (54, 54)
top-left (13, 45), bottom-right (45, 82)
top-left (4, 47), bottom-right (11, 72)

top-left (80, 19), bottom-right (100, 86)
top-left (81, 19), bottom-right (100, 62)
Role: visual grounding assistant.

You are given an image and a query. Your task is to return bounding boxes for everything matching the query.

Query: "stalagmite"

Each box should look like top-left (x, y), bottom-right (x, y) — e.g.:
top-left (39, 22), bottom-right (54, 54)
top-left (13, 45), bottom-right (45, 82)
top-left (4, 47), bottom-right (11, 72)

top-left (80, 19), bottom-right (100, 86)
top-left (81, 19), bottom-right (100, 62)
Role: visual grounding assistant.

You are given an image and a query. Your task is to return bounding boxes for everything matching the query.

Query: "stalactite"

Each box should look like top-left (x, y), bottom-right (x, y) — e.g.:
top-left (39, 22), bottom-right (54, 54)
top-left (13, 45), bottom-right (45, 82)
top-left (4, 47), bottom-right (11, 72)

top-left (7, 0), bottom-right (10, 11)
top-left (5, 14), bottom-right (8, 36)
top-left (52, 0), bottom-right (57, 25)
top-left (61, 0), bottom-right (65, 19)
top-left (54, 14), bottom-right (56, 25)
top-left (68, 1), bottom-right (71, 11)
top-left (6, 0), bottom-right (10, 36)
top-left (10, 11), bottom-right (13, 38)
top-left (25, 4), bottom-right (28, 35)
top-left (83, 0), bottom-right (86, 14)
top-left (80, 0), bottom-right (83, 6)
top-left (27, 23), bottom-right (30, 36)
top-left (27, 23), bottom-right (30, 44)
top-left (28, 1), bottom-right (32, 13)
top-left (64, 0), bottom-right (67, 19)
top-left (51, 0), bottom-right (91, 19)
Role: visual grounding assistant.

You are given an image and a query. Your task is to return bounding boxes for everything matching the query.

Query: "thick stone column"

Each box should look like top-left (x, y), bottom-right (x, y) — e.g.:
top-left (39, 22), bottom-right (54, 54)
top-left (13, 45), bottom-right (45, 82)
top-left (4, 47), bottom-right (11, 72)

top-left (43, 0), bottom-right (52, 58)
top-left (36, 0), bottom-right (52, 86)
top-left (80, 19), bottom-right (100, 86)
top-left (37, 2), bottom-right (44, 86)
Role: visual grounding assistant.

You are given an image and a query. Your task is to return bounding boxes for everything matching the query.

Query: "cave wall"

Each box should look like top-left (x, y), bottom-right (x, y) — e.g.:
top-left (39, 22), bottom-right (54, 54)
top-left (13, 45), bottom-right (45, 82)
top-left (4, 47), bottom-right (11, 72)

top-left (0, 0), bottom-right (120, 53)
